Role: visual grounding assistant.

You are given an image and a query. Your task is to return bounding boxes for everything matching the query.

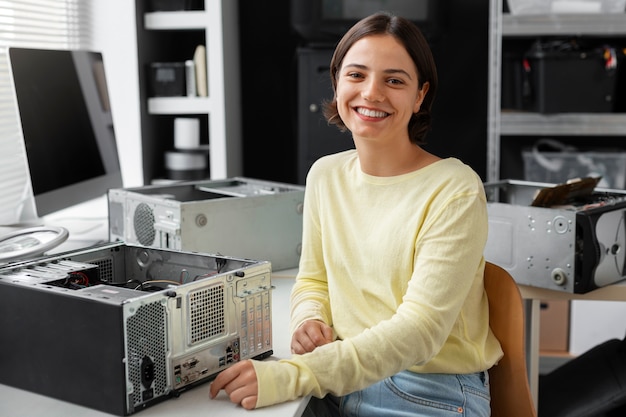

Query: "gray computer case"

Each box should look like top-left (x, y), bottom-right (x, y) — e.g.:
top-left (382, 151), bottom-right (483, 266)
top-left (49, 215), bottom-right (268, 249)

top-left (485, 180), bottom-right (626, 294)
top-left (108, 177), bottom-right (305, 270)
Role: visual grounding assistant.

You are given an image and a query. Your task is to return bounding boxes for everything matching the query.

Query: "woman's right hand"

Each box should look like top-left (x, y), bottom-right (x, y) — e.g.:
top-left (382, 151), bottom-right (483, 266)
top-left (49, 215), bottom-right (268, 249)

top-left (291, 319), bottom-right (334, 354)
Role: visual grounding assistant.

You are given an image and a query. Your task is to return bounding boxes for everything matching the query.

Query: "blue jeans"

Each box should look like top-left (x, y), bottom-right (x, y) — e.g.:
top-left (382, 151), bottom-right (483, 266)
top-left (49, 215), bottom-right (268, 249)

top-left (303, 370), bottom-right (491, 417)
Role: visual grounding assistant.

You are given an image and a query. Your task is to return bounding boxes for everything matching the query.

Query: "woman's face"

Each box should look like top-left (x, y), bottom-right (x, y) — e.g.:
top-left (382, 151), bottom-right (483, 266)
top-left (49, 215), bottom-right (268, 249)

top-left (335, 34), bottom-right (428, 145)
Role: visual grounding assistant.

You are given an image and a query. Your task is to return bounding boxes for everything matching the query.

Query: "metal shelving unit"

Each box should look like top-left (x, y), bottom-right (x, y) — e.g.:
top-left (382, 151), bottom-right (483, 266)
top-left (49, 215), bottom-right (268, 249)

top-left (487, 0), bottom-right (626, 182)
top-left (486, 3), bottom-right (626, 408)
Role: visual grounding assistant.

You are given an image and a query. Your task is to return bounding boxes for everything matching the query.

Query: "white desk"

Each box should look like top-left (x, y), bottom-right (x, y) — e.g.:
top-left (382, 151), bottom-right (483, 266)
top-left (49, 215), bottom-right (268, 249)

top-left (0, 271), bottom-right (309, 416)
top-left (0, 195), bottom-right (111, 261)
top-left (519, 281), bottom-right (626, 410)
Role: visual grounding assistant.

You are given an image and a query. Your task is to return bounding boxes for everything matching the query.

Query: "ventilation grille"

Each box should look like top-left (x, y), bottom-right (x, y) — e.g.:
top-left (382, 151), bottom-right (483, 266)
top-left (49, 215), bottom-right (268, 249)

top-left (189, 284), bottom-right (225, 345)
top-left (90, 257), bottom-right (114, 282)
top-left (133, 202), bottom-right (155, 246)
top-left (126, 301), bottom-right (167, 407)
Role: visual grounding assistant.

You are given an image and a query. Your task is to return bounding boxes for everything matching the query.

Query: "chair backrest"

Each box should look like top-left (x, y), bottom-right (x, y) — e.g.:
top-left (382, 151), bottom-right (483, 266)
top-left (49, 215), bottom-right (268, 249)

top-left (484, 261), bottom-right (537, 417)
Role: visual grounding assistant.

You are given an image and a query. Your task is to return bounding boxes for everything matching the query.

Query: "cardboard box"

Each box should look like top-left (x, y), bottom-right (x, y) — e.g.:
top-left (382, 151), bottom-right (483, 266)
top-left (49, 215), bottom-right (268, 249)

top-left (540, 300), bottom-right (570, 352)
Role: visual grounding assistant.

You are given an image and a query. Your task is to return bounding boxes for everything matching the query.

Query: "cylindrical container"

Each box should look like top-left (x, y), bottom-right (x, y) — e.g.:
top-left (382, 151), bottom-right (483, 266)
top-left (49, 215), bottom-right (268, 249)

top-left (174, 117), bottom-right (200, 149)
top-left (164, 150), bottom-right (208, 180)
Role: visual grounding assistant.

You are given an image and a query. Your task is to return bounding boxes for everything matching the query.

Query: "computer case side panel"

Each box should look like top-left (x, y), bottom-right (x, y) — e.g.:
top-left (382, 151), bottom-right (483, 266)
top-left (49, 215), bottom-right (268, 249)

top-left (0, 282), bottom-right (128, 416)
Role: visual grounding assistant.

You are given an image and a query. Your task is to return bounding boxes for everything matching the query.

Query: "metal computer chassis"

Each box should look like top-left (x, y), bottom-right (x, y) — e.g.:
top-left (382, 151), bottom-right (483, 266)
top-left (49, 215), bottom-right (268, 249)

top-left (108, 177), bottom-right (305, 270)
top-left (485, 180), bottom-right (626, 294)
top-left (0, 243), bottom-right (273, 415)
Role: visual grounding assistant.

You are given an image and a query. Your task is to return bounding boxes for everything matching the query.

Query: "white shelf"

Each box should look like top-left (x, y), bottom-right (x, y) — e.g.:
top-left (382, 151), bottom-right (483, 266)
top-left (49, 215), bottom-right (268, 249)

top-left (138, 1), bottom-right (242, 181)
top-left (147, 97), bottom-right (213, 114)
top-left (144, 10), bottom-right (209, 30)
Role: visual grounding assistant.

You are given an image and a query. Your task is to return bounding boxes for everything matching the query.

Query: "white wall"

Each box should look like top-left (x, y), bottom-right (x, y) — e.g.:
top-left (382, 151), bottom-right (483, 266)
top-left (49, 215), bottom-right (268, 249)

top-left (92, 0), bottom-right (143, 187)
top-left (570, 301), bottom-right (626, 355)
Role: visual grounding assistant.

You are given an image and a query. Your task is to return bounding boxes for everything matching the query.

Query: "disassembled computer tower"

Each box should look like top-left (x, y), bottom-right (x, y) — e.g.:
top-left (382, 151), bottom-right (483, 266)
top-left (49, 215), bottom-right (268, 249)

top-left (108, 177), bottom-right (305, 271)
top-left (485, 179), bottom-right (626, 293)
top-left (0, 243), bottom-right (273, 415)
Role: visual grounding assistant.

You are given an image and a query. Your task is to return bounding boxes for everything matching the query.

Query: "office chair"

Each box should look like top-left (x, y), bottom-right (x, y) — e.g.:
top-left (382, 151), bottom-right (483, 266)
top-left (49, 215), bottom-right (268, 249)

top-left (539, 335), bottom-right (626, 416)
top-left (484, 261), bottom-right (537, 417)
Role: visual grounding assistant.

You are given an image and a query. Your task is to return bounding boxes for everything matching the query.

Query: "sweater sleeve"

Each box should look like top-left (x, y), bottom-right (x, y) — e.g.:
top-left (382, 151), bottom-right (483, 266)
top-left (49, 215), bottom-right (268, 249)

top-left (289, 164), bottom-right (333, 333)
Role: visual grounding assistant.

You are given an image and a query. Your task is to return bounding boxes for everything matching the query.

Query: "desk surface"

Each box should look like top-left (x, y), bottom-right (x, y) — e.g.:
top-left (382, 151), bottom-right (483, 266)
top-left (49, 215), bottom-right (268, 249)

top-left (519, 280), bottom-right (626, 301)
top-left (0, 273), bottom-right (308, 417)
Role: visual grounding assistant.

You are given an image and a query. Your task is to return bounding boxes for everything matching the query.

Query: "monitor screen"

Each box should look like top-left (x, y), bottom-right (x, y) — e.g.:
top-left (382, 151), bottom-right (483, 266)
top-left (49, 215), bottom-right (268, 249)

top-left (7, 48), bottom-right (123, 218)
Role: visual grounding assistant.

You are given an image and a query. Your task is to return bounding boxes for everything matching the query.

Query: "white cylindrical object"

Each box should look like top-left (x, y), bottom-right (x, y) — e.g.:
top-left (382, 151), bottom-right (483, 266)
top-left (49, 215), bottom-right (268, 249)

top-left (164, 151), bottom-right (207, 171)
top-left (174, 117), bottom-right (200, 149)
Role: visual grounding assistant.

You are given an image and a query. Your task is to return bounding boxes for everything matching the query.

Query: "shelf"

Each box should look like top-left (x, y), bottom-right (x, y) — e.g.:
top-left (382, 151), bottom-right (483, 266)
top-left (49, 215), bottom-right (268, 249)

top-left (144, 10), bottom-right (208, 30)
top-left (488, 0), bottom-right (626, 183)
top-left (500, 112), bottom-right (626, 136)
top-left (137, 1), bottom-right (241, 182)
top-left (503, 13), bottom-right (626, 36)
top-left (147, 96), bottom-right (213, 115)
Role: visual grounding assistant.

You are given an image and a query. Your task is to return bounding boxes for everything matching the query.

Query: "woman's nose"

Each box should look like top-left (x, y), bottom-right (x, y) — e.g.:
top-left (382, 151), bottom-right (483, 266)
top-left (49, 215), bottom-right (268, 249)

top-left (361, 79), bottom-right (384, 102)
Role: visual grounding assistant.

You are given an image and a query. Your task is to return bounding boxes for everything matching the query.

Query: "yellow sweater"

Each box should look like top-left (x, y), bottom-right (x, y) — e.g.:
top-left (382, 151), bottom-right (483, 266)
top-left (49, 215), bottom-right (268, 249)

top-left (252, 150), bottom-right (503, 408)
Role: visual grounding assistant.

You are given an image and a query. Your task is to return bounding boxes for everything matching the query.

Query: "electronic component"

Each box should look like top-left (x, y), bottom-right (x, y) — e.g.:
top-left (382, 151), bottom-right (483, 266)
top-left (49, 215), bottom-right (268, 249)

top-left (108, 177), bottom-right (305, 270)
top-left (0, 242), bottom-right (273, 415)
top-left (485, 180), bottom-right (626, 293)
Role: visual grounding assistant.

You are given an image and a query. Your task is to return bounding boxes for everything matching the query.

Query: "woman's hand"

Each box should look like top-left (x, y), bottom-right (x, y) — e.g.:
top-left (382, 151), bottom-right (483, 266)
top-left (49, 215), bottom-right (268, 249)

top-left (209, 360), bottom-right (258, 409)
top-left (291, 319), bottom-right (334, 354)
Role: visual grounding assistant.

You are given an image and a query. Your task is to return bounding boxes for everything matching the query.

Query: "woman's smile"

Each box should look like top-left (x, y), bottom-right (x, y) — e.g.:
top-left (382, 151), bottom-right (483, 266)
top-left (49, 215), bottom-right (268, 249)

top-left (355, 107), bottom-right (389, 119)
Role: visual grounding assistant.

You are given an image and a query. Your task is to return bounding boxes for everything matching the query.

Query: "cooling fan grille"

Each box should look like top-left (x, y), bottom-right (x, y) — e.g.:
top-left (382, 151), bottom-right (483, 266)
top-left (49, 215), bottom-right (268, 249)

top-left (126, 301), bottom-right (168, 407)
top-left (133, 202), bottom-right (156, 246)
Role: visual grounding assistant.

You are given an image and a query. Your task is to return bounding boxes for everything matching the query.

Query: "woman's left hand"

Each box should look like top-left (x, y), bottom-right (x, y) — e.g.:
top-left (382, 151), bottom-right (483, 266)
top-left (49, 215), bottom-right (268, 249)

top-left (209, 360), bottom-right (258, 409)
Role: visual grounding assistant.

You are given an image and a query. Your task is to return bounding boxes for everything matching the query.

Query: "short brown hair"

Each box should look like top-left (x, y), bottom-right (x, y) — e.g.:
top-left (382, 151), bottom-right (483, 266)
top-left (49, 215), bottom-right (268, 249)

top-left (323, 12), bottom-right (438, 145)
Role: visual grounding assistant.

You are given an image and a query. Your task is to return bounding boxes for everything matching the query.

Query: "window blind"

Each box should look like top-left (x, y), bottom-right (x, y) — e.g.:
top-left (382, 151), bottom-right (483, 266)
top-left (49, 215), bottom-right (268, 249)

top-left (0, 0), bottom-right (93, 225)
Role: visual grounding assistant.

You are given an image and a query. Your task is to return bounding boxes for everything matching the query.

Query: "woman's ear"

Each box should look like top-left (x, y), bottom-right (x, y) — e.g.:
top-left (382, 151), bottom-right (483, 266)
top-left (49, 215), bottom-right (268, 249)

top-left (413, 82), bottom-right (430, 113)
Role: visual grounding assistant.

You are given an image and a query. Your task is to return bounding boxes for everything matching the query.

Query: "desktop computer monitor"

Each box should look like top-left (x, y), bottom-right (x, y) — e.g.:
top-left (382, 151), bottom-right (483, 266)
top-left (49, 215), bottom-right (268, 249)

top-left (1, 47), bottom-right (123, 226)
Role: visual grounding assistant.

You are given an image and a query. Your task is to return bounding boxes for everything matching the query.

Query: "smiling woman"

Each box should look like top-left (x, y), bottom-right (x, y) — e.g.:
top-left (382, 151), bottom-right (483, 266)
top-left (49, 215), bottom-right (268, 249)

top-left (331, 34), bottom-right (431, 175)
top-left (210, 12), bottom-right (501, 417)
top-left (323, 12), bottom-right (438, 149)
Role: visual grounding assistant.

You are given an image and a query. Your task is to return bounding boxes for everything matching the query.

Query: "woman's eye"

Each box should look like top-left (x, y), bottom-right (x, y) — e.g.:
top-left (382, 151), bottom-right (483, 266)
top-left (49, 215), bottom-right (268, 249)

top-left (388, 78), bottom-right (403, 85)
top-left (347, 72), bottom-right (362, 79)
